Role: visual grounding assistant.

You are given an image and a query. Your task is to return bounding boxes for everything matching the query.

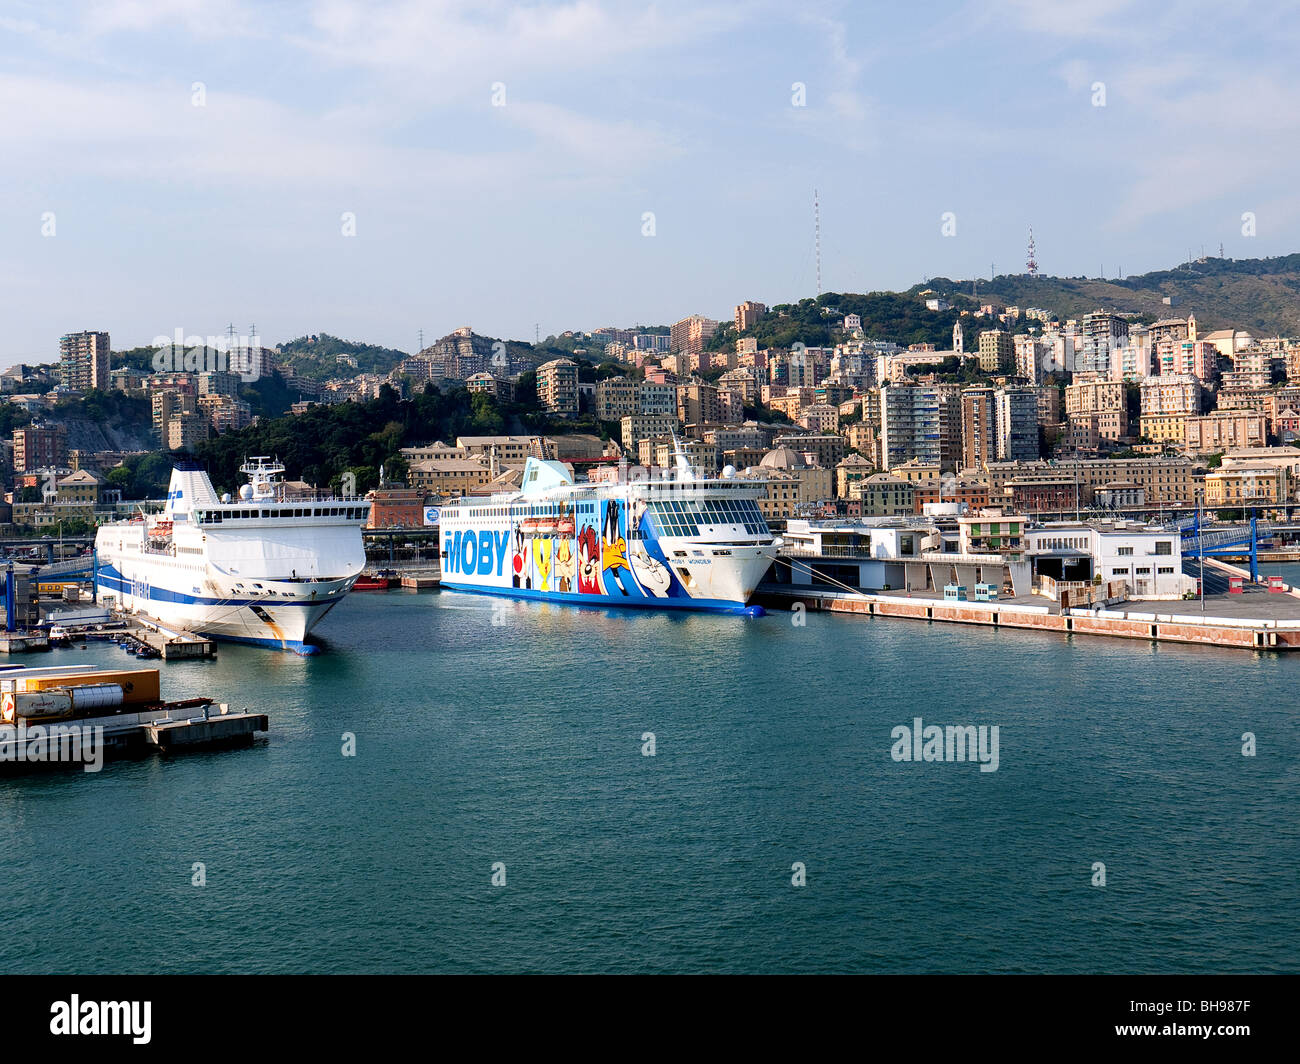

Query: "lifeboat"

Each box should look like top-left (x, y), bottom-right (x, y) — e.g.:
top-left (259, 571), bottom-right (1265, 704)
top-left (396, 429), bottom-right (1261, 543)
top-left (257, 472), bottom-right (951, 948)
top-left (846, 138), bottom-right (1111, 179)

top-left (557, 516), bottom-right (575, 536)
top-left (520, 517), bottom-right (540, 533)
top-left (536, 517), bottom-right (557, 534)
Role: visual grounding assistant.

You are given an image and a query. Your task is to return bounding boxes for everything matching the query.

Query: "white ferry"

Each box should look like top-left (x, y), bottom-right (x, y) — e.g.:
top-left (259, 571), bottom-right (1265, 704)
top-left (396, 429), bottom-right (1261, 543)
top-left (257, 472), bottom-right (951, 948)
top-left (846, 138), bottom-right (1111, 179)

top-left (438, 451), bottom-right (778, 614)
top-left (94, 458), bottom-right (369, 653)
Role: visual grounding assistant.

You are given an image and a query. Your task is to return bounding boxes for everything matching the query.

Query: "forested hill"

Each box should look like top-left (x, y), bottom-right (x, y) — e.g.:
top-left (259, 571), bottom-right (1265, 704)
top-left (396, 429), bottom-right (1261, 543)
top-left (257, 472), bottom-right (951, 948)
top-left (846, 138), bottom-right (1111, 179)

top-left (914, 253), bottom-right (1300, 337)
top-left (713, 253), bottom-right (1300, 352)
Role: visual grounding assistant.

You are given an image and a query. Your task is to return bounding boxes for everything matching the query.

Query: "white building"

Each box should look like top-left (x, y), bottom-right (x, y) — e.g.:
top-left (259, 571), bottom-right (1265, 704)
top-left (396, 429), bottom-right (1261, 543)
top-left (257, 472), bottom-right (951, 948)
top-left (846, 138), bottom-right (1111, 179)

top-left (1025, 520), bottom-right (1191, 599)
top-left (780, 518), bottom-right (936, 592)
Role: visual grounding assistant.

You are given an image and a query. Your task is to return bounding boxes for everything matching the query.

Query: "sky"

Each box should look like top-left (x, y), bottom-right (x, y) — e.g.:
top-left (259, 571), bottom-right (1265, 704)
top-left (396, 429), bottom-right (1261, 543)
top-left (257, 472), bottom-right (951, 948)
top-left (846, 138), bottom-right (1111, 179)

top-left (3, 0), bottom-right (1300, 366)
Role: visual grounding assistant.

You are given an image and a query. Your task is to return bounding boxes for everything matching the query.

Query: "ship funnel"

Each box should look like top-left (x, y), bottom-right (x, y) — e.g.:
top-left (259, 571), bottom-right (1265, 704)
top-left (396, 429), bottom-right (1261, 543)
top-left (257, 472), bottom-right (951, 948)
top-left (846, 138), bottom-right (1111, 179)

top-left (165, 461), bottom-right (220, 519)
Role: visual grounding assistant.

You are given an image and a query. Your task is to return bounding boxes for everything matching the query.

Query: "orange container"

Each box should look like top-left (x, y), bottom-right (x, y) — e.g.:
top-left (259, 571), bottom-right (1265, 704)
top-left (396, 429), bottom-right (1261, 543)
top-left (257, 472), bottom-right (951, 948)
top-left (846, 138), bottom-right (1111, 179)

top-left (17, 669), bottom-right (160, 704)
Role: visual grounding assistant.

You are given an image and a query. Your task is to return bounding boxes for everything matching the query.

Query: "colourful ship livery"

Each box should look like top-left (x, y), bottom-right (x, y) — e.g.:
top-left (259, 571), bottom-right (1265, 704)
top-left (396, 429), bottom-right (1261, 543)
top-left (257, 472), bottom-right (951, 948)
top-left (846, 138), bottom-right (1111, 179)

top-left (438, 454), bottom-right (777, 613)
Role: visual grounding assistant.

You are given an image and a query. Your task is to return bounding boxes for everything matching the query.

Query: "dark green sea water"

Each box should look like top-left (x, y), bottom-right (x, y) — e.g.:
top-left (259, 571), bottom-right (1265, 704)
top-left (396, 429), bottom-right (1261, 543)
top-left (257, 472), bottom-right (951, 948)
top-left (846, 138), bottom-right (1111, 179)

top-left (1, 590), bottom-right (1296, 973)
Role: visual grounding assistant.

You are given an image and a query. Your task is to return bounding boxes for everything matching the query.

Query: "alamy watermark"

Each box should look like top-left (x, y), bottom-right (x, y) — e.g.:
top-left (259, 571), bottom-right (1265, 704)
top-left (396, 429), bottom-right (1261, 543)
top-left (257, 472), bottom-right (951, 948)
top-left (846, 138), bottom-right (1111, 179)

top-left (50, 995), bottom-right (151, 1044)
top-left (890, 717), bottom-right (999, 772)
top-left (0, 722), bottom-right (104, 771)
top-left (150, 327), bottom-right (262, 381)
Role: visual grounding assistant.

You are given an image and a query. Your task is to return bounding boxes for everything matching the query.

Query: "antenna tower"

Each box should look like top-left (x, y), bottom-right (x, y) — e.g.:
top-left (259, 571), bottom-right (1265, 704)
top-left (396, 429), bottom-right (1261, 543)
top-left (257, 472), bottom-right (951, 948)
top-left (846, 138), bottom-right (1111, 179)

top-left (814, 189), bottom-right (822, 296)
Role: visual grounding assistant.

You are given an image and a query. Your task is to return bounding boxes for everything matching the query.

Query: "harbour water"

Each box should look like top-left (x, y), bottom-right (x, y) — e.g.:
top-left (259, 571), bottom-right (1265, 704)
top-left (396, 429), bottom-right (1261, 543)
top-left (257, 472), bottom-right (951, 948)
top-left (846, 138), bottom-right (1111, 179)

top-left (1, 590), bottom-right (1296, 973)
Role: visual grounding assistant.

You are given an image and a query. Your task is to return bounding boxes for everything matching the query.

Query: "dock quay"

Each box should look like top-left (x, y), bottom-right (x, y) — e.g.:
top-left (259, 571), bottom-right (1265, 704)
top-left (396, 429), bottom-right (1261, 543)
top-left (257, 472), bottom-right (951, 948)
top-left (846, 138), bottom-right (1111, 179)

top-left (754, 584), bottom-right (1300, 651)
top-left (0, 701), bottom-right (268, 772)
top-left (399, 567), bottom-right (440, 589)
top-left (0, 664), bottom-right (266, 774)
top-left (0, 632), bottom-right (50, 655)
top-left (131, 616), bottom-right (217, 659)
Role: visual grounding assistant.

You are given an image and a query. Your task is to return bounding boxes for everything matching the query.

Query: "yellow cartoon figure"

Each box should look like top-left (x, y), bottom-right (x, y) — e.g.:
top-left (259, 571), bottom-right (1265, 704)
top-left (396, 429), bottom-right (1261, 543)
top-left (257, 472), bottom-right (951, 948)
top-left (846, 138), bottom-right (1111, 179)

top-left (533, 535), bottom-right (553, 591)
top-left (555, 538), bottom-right (576, 593)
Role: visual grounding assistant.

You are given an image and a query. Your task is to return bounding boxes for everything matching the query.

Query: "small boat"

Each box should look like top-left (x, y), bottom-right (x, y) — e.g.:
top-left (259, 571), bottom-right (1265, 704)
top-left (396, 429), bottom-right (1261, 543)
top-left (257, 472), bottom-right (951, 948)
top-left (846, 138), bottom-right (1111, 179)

top-left (353, 570), bottom-right (395, 591)
top-left (48, 626), bottom-right (71, 647)
top-left (520, 517), bottom-right (540, 533)
top-left (136, 645), bottom-right (161, 659)
top-left (557, 515), bottom-right (575, 536)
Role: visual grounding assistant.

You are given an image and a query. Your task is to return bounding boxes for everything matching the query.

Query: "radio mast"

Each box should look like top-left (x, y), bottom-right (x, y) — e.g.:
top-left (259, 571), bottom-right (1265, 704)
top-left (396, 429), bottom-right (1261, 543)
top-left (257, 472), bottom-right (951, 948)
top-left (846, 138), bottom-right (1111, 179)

top-left (814, 189), bottom-right (822, 296)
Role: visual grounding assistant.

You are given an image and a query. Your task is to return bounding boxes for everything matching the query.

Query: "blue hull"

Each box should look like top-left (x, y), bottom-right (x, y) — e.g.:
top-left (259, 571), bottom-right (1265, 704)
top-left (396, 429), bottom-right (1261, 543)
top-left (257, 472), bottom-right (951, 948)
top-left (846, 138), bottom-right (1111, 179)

top-left (439, 581), bottom-right (764, 616)
top-left (215, 632), bottom-right (322, 655)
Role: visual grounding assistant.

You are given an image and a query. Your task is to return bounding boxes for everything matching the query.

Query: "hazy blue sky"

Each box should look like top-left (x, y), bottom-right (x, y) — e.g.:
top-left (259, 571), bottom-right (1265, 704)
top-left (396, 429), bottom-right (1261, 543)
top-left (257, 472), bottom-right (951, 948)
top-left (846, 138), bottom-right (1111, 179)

top-left (3, 0), bottom-right (1298, 365)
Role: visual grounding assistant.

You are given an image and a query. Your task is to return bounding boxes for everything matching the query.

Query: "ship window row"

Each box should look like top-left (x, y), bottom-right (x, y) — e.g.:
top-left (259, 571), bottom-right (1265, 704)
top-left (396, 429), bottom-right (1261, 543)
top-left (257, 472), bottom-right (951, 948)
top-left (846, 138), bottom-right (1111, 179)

top-left (650, 499), bottom-right (768, 537)
top-left (195, 506), bottom-right (368, 524)
top-left (464, 505), bottom-right (595, 519)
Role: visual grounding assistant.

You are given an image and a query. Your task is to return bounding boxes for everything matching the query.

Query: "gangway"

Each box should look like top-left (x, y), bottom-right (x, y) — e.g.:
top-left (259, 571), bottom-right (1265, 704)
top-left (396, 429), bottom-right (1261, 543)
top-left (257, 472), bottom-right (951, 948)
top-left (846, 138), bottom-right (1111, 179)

top-left (1181, 513), bottom-right (1271, 583)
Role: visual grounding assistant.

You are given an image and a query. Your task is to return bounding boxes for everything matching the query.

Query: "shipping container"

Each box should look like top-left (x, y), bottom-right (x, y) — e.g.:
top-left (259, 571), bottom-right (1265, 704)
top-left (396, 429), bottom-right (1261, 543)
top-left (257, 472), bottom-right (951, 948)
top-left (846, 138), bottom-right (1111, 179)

top-left (15, 669), bottom-right (160, 704)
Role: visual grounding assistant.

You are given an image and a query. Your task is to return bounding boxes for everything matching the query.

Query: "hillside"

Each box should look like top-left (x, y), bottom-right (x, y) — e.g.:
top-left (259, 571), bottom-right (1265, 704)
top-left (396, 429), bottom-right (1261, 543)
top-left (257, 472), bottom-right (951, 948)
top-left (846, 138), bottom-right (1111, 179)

top-left (914, 254), bottom-right (1300, 336)
top-left (715, 253), bottom-right (1300, 352)
top-left (277, 333), bottom-right (410, 380)
top-left (710, 291), bottom-right (1013, 352)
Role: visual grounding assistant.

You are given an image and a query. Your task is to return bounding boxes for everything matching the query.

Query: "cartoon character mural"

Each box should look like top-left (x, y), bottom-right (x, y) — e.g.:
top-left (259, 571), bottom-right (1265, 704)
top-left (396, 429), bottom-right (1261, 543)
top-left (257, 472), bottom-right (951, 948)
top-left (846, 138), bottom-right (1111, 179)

top-left (628, 539), bottom-right (672, 597)
top-left (511, 526), bottom-right (526, 588)
top-left (555, 538), bottom-right (576, 592)
top-left (601, 499), bottom-right (634, 596)
top-left (577, 524), bottom-right (602, 594)
top-left (533, 532), bottom-right (553, 591)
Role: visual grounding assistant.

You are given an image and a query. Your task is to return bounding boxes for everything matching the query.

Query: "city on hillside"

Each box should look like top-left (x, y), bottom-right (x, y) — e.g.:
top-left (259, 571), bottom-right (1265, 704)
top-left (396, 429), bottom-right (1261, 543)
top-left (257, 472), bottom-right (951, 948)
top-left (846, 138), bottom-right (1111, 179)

top-left (9, 289), bottom-right (1300, 552)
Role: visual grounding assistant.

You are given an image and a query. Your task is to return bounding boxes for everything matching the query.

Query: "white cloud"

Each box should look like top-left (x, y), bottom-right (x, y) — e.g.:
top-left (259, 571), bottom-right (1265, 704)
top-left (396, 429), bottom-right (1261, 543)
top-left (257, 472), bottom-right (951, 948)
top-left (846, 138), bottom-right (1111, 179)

top-left (0, 73), bottom-right (505, 191)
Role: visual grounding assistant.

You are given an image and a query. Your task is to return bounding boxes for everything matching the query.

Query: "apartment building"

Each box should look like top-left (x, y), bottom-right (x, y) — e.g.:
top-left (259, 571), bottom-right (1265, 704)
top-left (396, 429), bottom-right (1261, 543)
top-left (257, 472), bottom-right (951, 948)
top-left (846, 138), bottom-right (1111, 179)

top-left (594, 376), bottom-right (639, 421)
top-left (733, 301), bottom-right (766, 333)
top-left (798, 403), bottom-right (840, 433)
top-left (977, 330), bottom-right (1014, 374)
top-left (985, 456), bottom-right (1203, 507)
top-left (879, 381), bottom-right (962, 472)
top-left (1066, 378), bottom-right (1126, 419)
top-left (997, 387), bottom-right (1040, 461)
top-left (621, 414), bottom-right (681, 452)
top-left (465, 373), bottom-right (515, 403)
top-left (537, 358), bottom-right (579, 415)
top-left (408, 457), bottom-right (494, 497)
top-left (60, 331), bottom-right (111, 391)
top-left (853, 473), bottom-right (915, 517)
top-left (1204, 466), bottom-right (1289, 507)
top-left (1140, 375), bottom-right (1201, 416)
top-left (670, 315), bottom-right (718, 357)
top-left (1184, 412), bottom-right (1267, 454)
top-left (677, 380), bottom-right (723, 426)
top-left (638, 381), bottom-right (676, 417)
top-left (1065, 378), bottom-right (1129, 441)
top-left (773, 433), bottom-right (845, 470)
top-left (166, 411), bottom-right (210, 450)
top-left (12, 424), bottom-right (68, 473)
top-left (961, 387), bottom-right (997, 471)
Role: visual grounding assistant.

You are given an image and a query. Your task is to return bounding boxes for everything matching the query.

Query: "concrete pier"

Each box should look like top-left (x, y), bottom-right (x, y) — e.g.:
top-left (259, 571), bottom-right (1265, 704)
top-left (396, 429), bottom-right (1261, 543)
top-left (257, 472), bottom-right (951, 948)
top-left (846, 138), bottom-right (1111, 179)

top-left (0, 632), bottom-right (51, 654)
top-left (0, 701), bottom-right (269, 774)
top-left (133, 616), bottom-right (217, 659)
top-left (146, 709), bottom-right (269, 751)
top-left (756, 585), bottom-right (1300, 651)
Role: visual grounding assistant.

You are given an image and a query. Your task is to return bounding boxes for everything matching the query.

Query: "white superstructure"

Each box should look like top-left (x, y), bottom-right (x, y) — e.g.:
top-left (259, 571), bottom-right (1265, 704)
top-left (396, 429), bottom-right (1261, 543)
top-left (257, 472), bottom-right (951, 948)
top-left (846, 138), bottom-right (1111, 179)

top-left (439, 450), bottom-right (778, 613)
top-left (94, 458), bottom-right (370, 652)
